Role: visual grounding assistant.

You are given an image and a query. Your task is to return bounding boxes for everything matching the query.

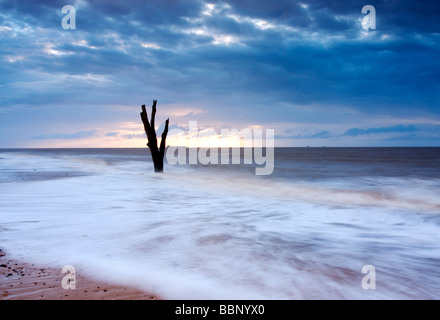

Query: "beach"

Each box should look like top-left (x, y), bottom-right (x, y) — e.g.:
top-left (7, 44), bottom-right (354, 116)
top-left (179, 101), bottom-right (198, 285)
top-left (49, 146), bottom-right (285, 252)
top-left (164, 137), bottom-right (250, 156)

top-left (0, 249), bottom-right (159, 300)
top-left (0, 247), bottom-right (354, 301)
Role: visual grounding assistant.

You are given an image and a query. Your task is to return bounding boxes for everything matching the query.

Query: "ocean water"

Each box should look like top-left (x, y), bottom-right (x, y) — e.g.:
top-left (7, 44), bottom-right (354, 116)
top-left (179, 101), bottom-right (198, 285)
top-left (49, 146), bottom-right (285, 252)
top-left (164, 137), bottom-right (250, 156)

top-left (1, 148), bottom-right (439, 299)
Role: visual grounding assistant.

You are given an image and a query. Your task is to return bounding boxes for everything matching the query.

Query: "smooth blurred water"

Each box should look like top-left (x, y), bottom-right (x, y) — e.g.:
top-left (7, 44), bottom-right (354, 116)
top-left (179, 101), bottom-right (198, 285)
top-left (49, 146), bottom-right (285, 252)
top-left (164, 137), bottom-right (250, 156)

top-left (0, 148), bottom-right (439, 299)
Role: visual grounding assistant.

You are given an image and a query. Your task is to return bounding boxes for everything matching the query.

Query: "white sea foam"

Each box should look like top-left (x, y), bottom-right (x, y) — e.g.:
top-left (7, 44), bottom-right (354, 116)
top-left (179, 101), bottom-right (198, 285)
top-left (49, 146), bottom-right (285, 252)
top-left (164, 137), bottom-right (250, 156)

top-left (1, 150), bottom-right (440, 299)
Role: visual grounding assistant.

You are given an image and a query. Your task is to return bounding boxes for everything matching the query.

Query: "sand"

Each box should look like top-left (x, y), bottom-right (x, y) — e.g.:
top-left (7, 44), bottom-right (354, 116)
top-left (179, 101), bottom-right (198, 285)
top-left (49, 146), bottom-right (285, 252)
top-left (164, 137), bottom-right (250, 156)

top-left (0, 249), bottom-right (161, 300)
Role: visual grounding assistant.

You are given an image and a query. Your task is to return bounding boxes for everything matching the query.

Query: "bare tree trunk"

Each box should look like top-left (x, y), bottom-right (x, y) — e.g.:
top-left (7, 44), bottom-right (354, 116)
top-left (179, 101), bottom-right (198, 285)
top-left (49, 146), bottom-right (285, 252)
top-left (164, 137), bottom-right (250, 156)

top-left (140, 100), bottom-right (169, 172)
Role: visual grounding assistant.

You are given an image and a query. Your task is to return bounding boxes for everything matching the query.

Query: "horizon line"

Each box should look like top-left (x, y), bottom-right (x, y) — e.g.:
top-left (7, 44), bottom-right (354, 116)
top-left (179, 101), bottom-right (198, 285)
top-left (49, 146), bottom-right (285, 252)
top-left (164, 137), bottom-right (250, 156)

top-left (1, 146), bottom-right (439, 149)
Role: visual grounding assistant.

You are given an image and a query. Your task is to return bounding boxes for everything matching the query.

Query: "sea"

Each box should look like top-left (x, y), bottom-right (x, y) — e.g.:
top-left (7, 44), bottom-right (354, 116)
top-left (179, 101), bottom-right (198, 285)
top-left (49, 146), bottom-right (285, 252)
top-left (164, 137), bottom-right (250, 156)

top-left (0, 147), bottom-right (439, 299)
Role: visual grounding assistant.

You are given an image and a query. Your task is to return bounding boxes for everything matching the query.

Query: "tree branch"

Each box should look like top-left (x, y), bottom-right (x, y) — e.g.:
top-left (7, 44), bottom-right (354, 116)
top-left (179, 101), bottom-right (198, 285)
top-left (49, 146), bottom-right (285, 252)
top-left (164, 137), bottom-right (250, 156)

top-left (151, 100), bottom-right (157, 131)
top-left (159, 118), bottom-right (169, 159)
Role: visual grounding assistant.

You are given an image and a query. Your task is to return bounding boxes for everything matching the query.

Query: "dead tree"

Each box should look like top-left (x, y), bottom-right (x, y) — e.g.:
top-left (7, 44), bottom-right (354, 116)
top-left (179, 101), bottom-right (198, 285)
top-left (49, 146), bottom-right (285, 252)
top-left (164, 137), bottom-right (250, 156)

top-left (140, 100), bottom-right (169, 172)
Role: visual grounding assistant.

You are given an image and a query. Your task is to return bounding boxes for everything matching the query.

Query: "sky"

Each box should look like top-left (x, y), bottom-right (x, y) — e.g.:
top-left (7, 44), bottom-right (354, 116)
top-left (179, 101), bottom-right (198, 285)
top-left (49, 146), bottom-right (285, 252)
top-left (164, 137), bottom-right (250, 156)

top-left (0, 0), bottom-right (439, 147)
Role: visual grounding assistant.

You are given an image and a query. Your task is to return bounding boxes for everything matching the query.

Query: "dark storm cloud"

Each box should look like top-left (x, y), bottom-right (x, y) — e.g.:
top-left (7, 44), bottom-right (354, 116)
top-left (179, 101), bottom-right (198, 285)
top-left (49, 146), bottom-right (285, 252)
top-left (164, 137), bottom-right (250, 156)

top-left (226, 0), bottom-right (440, 34)
top-left (0, 0), bottom-right (60, 28)
top-left (0, 0), bottom-right (439, 146)
top-left (3, 0), bottom-right (438, 107)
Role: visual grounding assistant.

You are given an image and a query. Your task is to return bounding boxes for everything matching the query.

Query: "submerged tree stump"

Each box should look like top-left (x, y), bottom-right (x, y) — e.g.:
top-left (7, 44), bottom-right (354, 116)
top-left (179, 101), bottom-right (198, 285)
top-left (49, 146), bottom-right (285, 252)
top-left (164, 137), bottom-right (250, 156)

top-left (140, 100), bottom-right (169, 172)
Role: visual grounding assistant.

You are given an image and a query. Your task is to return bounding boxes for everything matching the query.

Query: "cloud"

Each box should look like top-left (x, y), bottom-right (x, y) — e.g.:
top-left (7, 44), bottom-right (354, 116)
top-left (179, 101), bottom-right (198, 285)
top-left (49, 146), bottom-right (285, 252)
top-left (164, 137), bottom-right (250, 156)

top-left (0, 0), bottom-right (439, 147)
top-left (276, 130), bottom-right (333, 139)
top-left (343, 125), bottom-right (418, 137)
top-left (122, 133), bottom-right (145, 139)
top-left (276, 124), bottom-right (421, 141)
top-left (2, 0), bottom-right (439, 112)
top-left (33, 130), bottom-right (97, 140)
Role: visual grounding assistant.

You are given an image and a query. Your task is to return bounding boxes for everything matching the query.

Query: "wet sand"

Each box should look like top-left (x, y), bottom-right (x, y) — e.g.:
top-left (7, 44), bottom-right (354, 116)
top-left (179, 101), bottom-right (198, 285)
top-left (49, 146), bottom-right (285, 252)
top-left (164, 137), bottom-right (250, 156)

top-left (0, 249), bottom-right (160, 300)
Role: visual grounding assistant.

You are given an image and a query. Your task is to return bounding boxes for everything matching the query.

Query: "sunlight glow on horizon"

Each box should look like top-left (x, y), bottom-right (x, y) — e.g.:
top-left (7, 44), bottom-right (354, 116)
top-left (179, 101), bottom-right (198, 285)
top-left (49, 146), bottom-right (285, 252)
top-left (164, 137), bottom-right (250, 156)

top-left (26, 122), bottom-right (273, 148)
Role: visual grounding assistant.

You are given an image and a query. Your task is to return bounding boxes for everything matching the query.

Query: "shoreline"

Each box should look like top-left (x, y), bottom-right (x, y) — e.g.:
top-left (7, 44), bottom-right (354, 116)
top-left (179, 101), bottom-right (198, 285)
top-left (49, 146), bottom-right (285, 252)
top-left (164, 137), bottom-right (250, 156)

top-left (0, 249), bottom-right (161, 300)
